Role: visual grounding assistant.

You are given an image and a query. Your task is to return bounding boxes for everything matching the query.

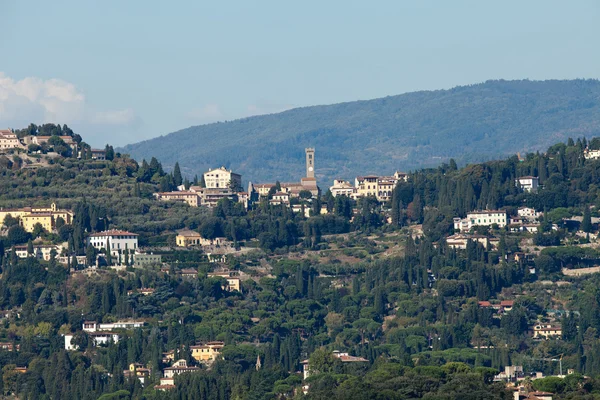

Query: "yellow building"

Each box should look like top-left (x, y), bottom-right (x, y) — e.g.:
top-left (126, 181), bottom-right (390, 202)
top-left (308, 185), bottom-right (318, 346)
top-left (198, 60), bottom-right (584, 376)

top-left (176, 230), bottom-right (203, 247)
top-left (353, 172), bottom-right (408, 202)
top-left (0, 203), bottom-right (74, 233)
top-left (190, 341), bottom-right (224, 362)
top-left (154, 191), bottom-right (200, 207)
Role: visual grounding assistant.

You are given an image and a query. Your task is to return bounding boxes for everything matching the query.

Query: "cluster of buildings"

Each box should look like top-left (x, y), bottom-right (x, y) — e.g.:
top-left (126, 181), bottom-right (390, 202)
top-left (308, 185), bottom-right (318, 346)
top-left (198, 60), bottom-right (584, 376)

top-left (0, 202), bottom-right (74, 233)
top-left (156, 148), bottom-right (412, 213)
top-left (156, 149), bottom-right (321, 210)
top-left (156, 342), bottom-right (224, 390)
top-left (453, 207), bottom-right (543, 233)
top-left (329, 171), bottom-right (408, 202)
top-left (155, 166), bottom-right (250, 209)
top-left (0, 129), bottom-right (103, 157)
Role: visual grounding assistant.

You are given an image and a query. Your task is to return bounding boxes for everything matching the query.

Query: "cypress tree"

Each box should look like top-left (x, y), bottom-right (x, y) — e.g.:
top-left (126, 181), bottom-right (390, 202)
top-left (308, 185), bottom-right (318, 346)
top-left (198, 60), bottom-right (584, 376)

top-left (173, 162), bottom-right (183, 187)
top-left (582, 206), bottom-right (593, 233)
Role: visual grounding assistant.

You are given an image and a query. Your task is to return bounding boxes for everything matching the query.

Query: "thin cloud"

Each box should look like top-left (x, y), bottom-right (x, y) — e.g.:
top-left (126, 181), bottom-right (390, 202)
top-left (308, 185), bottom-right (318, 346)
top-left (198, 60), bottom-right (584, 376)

top-left (0, 72), bottom-right (138, 129)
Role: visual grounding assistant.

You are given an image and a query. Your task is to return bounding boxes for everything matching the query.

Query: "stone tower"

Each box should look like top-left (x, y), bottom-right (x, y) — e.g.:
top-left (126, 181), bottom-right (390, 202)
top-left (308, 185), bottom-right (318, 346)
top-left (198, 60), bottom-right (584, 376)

top-left (305, 148), bottom-right (315, 178)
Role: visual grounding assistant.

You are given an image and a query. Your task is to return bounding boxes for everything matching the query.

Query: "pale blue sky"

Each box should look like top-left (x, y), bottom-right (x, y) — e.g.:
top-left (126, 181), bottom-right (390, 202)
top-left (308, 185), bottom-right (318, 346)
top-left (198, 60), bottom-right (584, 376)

top-left (0, 1), bottom-right (598, 147)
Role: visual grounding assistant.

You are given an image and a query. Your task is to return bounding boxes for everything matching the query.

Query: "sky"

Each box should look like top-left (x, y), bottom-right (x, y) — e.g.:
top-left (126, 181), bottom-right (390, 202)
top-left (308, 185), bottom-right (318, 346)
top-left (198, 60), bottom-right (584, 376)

top-left (0, 1), bottom-right (599, 147)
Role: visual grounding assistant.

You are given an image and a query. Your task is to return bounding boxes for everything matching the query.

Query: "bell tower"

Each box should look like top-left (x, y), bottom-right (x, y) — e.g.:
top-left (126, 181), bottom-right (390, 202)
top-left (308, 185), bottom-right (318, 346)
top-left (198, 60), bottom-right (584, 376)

top-left (305, 148), bottom-right (315, 178)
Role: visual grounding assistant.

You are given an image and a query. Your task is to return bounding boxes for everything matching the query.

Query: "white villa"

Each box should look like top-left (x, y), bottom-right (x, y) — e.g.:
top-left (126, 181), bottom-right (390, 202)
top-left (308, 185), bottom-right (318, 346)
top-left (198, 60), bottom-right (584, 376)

top-left (87, 230), bottom-right (139, 255)
top-left (454, 210), bottom-right (508, 232)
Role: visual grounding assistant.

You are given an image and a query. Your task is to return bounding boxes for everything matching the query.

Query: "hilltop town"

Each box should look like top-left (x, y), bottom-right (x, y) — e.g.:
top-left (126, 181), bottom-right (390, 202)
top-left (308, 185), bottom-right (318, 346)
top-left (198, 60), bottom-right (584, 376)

top-left (2, 124), bottom-right (600, 399)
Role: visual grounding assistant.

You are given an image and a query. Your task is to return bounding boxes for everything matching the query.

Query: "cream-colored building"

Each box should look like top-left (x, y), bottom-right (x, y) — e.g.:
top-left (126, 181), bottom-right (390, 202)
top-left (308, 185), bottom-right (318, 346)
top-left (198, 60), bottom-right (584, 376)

top-left (11, 243), bottom-right (64, 261)
top-left (163, 359), bottom-right (200, 378)
top-left (330, 180), bottom-right (355, 197)
top-left (454, 210), bottom-right (508, 231)
top-left (533, 324), bottom-right (562, 339)
top-left (207, 271), bottom-right (241, 292)
top-left (204, 167), bottom-right (242, 190)
top-left (0, 203), bottom-right (74, 233)
top-left (190, 341), bottom-right (224, 362)
top-left (270, 192), bottom-right (290, 205)
top-left (154, 191), bottom-right (200, 207)
top-left (0, 129), bottom-right (24, 150)
top-left (584, 148), bottom-right (600, 160)
top-left (445, 234), bottom-right (495, 250)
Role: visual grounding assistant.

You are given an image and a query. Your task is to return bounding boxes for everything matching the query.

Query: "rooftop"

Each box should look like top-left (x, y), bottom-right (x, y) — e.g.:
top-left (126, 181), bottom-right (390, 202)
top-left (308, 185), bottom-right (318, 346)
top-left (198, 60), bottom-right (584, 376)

top-left (89, 230), bottom-right (138, 237)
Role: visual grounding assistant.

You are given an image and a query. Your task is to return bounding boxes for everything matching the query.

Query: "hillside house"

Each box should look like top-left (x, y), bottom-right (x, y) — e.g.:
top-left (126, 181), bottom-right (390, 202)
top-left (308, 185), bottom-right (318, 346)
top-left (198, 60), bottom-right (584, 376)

top-left (90, 149), bottom-right (106, 160)
top-left (10, 244), bottom-right (64, 261)
top-left (516, 176), bottom-right (539, 193)
top-left (445, 234), bottom-right (494, 250)
top-left (87, 230), bottom-right (138, 255)
top-left (329, 179), bottom-right (355, 197)
top-left (301, 350), bottom-right (368, 380)
top-left (180, 268), bottom-right (198, 279)
top-left (270, 192), bottom-right (290, 205)
top-left (190, 341), bottom-right (224, 362)
top-left (123, 363), bottom-right (151, 385)
top-left (0, 203), bottom-right (74, 233)
top-left (0, 129), bottom-right (24, 150)
top-left (518, 207), bottom-right (542, 220)
top-left (454, 210), bottom-right (508, 231)
top-left (154, 191), bottom-right (200, 207)
top-left (163, 359), bottom-right (200, 378)
top-left (532, 324), bottom-right (562, 339)
top-left (204, 166), bottom-right (242, 190)
top-left (64, 331), bottom-right (120, 350)
top-left (584, 148), bottom-right (600, 160)
top-left (82, 320), bottom-right (145, 332)
top-left (207, 270), bottom-right (241, 292)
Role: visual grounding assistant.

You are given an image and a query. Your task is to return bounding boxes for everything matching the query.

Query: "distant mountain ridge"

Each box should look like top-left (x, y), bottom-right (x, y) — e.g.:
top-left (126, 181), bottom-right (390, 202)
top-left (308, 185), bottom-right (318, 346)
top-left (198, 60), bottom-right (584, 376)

top-left (120, 79), bottom-right (600, 185)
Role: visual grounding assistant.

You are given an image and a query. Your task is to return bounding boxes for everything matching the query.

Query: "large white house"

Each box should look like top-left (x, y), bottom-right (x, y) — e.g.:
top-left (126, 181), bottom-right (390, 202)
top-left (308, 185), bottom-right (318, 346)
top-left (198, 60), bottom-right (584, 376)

top-left (517, 207), bottom-right (542, 220)
top-left (64, 331), bottom-right (120, 350)
top-left (83, 320), bottom-right (145, 332)
top-left (515, 176), bottom-right (539, 193)
top-left (584, 148), bottom-right (600, 160)
top-left (163, 359), bottom-right (200, 378)
top-left (87, 230), bottom-right (139, 255)
top-left (329, 179), bottom-right (355, 197)
top-left (454, 210), bottom-right (508, 232)
top-left (203, 167), bottom-right (242, 190)
top-left (0, 129), bottom-right (24, 150)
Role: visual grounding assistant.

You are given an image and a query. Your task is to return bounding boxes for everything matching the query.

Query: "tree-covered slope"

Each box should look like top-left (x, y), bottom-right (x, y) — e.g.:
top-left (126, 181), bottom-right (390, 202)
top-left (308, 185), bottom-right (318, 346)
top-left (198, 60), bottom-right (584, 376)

top-left (120, 79), bottom-right (600, 184)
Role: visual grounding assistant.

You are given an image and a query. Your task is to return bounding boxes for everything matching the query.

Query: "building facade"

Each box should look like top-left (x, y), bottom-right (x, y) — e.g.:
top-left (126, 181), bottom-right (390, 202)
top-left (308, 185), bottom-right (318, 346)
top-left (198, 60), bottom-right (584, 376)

top-left (0, 203), bottom-right (74, 233)
top-left (0, 129), bottom-right (23, 150)
top-left (454, 210), bottom-right (508, 231)
top-left (87, 230), bottom-right (139, 255)
top-left (190, 341), bottom-right (224, 362)
top-left (329, 180), bottom-right (355, 197)
top-left (204, 167), bottom-right (242, 190)
top-left (154, 191), bottom-right (200, 207)
top-left (516, 176), bottom-right (539, 193)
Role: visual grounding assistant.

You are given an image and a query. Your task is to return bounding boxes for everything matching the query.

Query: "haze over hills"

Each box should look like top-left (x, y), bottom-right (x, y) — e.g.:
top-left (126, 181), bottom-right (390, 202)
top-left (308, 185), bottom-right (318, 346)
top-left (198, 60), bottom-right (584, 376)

top-left (120, 79), bottom-right (600, 185)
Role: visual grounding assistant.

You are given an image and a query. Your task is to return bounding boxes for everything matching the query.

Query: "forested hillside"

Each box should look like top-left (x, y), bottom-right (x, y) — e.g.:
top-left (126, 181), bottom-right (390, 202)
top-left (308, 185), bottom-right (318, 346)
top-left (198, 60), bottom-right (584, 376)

top-left (120, 79), bottom-right (600, 183)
